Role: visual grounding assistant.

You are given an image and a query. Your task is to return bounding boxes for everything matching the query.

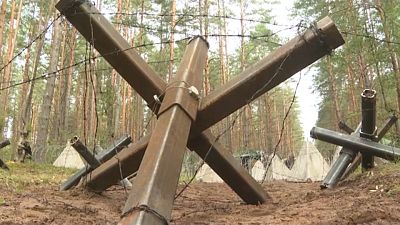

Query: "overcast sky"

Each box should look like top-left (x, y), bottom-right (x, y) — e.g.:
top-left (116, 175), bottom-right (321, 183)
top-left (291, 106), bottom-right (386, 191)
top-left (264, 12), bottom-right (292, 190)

top-left (269, 0), bottom-right (320, 140)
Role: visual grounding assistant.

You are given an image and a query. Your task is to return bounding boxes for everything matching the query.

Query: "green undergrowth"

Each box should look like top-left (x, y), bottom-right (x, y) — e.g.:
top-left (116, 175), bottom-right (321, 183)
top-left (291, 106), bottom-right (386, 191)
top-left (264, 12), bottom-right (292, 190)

top-left (0, 162), bottom-right (77, 194)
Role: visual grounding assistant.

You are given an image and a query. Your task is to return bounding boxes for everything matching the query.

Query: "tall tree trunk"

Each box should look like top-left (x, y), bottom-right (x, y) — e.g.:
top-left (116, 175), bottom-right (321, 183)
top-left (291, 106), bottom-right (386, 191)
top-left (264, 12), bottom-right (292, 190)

top-left (263, 95), bottom-right (273, 151)
top-left (11, 25), bottom-right (33, 160)
top-left (0, 0), bottom-right (23, 137)
top-left (198, 0), bottom-right (203, 35)
top-left (239, 0), bottom-right (251, 150)
top-left (168, 0), bottom-right (176, 81)
top-left (0, 0), bottom-right (8, 65)
top-left (19, 23), bottom-right (46, 143)
top-left (113, 75), bottom-right (122, 137)
top-left (34, 17), bottom-right (62, 162)
top-left (376, 1), bottom-right (400, 118)
top-left (52, 22), bottom-right (68, 142)
top-left (239, 0), bottom-right (245, 71)
top-left (58, 28), bottom-right (77, 142)
top-left (217, 0), bottom-right (226, 85)
top-left (202, 0), bottom-right (210, 95)
top-left (326, 56), bottom-right (341, 128)
top-left (344, 53), bottom-right (358, 125)
top-left (15, 26), bottom-right (33, 133)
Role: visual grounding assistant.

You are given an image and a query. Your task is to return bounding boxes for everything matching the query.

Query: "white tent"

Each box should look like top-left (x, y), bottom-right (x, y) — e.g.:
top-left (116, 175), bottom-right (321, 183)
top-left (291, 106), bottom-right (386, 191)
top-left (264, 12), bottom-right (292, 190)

top-left (53, 143), bottom-right (86, 169)
top-left (331, 146), bottom-right (341, 165)
top-left (195, 163), bottom-right (223, 183)
top-left (251, 156), bottom-right (293, 182)
top-left (251, 160), bottom-right (266, 182)
top-left (290, 141), bottom-right (330, 181)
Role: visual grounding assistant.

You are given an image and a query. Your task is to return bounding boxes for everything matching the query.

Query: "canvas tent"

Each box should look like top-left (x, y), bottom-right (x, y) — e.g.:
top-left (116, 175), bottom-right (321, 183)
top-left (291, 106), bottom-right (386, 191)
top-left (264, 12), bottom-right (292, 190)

top-left (195, 163), bottom-right (223, 183)
top-left (290, 141), bottom-right (330, 181)
top-left (251, 156), bottom-right (293, 182)
top-left (53, 143), bottom-right (86, 169)
top-left (331, 146), bottom-right (341, 165)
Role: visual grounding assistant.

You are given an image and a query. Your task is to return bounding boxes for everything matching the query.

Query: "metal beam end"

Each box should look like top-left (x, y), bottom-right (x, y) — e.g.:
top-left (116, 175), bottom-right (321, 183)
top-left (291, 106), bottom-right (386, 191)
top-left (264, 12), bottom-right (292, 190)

top-left (188, 35), bottom-right (210, 49)
top-left (316, 16), bottom-right (345, 50)
top-left (310, 127), bottom-right (317, 139)
top-left (320, 182), bottom-right (332, 189)
top-left (70, 136), bottom-right (79, 145)
top-left (56, 0), bottom-right (89, 15)
top-left (361, 89), bottom-right (376, 99)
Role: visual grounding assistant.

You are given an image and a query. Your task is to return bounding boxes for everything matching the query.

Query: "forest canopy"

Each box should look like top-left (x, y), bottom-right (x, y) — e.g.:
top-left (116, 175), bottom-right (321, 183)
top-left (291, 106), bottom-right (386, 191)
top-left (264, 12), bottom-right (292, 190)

top-left (0, 0), bottom-right (398, 166)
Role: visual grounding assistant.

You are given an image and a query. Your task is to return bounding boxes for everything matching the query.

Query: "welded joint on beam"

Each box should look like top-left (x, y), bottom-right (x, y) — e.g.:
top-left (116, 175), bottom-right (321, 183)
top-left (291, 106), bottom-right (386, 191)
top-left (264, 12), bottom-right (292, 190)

top-left (157, 75), bottom-right (201, 121)
top-left (340, 147), bottom-right (358, 158)
top-left (120, 204), bottom-right (169, 225)
top-left (360, 129), bottom-right (377, 139)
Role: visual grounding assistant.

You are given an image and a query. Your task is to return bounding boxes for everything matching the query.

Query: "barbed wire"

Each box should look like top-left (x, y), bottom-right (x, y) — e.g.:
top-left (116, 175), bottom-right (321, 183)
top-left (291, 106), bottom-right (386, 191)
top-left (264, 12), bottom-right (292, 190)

top-left (1, 13), bottom-right (399, 94)
top-left (0, 14), bottom-right (62, 75)
top-left (173, 21), bottom-right (310, 202)
top-left (0, 58), bottom-right (176, 91)
top-left (261, 67), bottom-right (303, 184)
top-left (238, 21), bottom-right (306, 184)
top-left (77, 11), bottom-right (293, 27)
top-left (110, 22), bottom-right (287, 50)
top-left (341, 31), bottom-right (400, 46)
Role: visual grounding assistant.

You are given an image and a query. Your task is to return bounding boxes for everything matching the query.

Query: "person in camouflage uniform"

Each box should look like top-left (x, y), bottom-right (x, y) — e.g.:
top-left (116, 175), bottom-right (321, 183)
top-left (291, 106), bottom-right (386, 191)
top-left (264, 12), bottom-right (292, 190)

top-left (16, 131), bottom-right (32, 163)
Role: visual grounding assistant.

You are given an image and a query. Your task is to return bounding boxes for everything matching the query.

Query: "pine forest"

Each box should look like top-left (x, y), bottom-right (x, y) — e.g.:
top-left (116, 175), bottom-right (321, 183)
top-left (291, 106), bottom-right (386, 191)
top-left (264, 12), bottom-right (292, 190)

top-left (0, 0), bottom-right (399, 169)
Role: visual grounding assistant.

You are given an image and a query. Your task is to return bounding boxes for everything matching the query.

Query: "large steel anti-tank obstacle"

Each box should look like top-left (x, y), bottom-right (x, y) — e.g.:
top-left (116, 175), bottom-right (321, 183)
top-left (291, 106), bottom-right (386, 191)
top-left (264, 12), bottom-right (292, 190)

top-left (311, 89), bottom-right (399, 189)
top-left (0, 139), bottom-right (11, 170)
top-left (56, 0), bottom-right (344, 224)
top-left (61, 135), bottom-right (132, 190)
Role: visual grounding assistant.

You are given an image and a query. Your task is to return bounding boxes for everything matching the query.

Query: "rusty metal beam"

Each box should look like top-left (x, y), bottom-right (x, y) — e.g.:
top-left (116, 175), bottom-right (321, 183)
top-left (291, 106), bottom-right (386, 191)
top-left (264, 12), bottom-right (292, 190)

top-left (61, 135), bottom-right (132, 191)
top-left (84, 135), bottom-right (149, 192)
top-left (96, 135), bottom-right (132, 162)
top-left (77, 14), bottom-right (344, 197)
top-left (57, 0), bottom-right (344, 209)
top-left (56, 1), bottom-right (266, 200)
top-left (338, 121), bottom-right (354, 134)
top-left (196, 17), bottom-right (345, 131)
top-left (376, 115), bottom-right (398, 141)
top-left (311, 127), bottom-right (400, 161)
top-left (85, 130), bottom-right (270, 204)
top-left (55, 0), bottom-right (165, 109)
top-left (0, 139), bottom-right (10, 149)
top-left (56, 0), bottom-right (345, 135)
top-left (188, 130), bottom-right (268, 204)
top-left (70, 137), bottom-right (101, 168)
top-left (119, 37), bottom-right (208, 225)
top-left (58, 0), bottom-right (270, 203)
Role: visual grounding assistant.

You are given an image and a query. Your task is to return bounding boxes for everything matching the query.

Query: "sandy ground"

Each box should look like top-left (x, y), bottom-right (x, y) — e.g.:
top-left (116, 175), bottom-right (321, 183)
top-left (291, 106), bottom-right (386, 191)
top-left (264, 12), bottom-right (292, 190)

top-left (1, 168), bottom-right (400, 225)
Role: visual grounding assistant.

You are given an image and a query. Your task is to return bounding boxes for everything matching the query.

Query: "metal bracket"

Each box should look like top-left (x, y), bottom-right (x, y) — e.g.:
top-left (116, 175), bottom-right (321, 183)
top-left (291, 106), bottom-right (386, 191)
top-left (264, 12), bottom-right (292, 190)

top-left (157, 70), bottom-right (200, 121)
top-left (359, 127), bottom-right (377, 139)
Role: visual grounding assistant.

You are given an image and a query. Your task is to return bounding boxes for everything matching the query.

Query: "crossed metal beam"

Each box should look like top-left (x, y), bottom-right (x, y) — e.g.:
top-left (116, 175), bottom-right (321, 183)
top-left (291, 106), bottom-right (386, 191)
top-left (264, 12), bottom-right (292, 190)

top-left (56, 0), bottom-right (344, 224)
top-left (312, 89), bottom-right (399, 188)
top-left (60, 135), bottom-right (132, 190)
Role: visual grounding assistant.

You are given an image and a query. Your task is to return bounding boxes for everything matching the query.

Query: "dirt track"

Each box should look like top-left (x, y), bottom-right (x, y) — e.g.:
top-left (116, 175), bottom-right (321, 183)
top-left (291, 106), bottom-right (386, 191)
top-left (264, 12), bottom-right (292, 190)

top-left (1, 168), bottom-right (400, 225)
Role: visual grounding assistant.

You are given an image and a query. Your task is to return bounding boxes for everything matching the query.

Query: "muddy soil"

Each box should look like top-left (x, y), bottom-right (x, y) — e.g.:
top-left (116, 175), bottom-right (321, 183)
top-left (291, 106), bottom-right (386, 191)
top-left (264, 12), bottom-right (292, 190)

top-left (1, 170), bottom-right (400, 225)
